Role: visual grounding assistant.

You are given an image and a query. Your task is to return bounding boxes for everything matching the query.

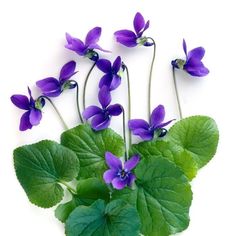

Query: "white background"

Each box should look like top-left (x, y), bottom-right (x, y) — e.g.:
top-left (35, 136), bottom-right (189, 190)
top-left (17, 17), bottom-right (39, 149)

top-left (0, 0), bottom-right (235, 235)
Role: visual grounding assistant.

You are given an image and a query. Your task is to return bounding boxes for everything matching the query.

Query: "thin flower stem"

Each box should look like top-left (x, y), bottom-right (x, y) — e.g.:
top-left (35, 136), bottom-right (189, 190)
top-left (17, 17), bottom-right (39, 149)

top-left (147, 37), bottom-right (156, 120)
top-left (122, 63), bottom-right (132, 148)
top-left (39, 96), bottom-right (69, 130)
top-left (83, 61), bottom-right (97, 111)
top-left (122, 108), bottom-right (128, 161)
top-left (59, 180), bottom-right (77, 195)
top-left (172, 67), bottom-right (183, 119)
top-left (70, 80), bottom-right (84, 123)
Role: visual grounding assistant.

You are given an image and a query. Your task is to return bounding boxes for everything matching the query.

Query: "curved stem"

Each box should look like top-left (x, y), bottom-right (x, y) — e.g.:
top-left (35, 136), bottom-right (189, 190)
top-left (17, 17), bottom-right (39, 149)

top-left (59, 180), bottom-right (77, 195)
top-left (83, 61), bottom-right (97, 111)
top-left (147, 37), bottom-right (156, 120)
top-left (70, 80), bottom-right (84, 123)
top-left (39, 96), bottom-right (69, 130)
top-left (122, 108), bottom-right (128, 161)
top-left (172, 67), bottom-right (183, 119)
top-left (122, 63), bottom-right (132, 149)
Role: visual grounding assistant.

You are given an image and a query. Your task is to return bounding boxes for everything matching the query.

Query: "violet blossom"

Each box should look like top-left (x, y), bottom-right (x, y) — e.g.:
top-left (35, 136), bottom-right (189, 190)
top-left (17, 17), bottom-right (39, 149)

top-left (83, 86), bottom-right (123, 131)
top-left (114, 12), bottom-right (153, 47)
top-left (103, 152), bottom-right (140, 190)
top-left (96, 56), bottom-right (123, 91)
top-left (65, 27), bottom-right (109, 61)
top-left (128, 105), bottom-right (174, 141)
top-left (172, 39), bottom-right (209, 77)
top-left (11, 87), bottom-right (45, 131)
top-left (36, 61), bottom-right (77, 97)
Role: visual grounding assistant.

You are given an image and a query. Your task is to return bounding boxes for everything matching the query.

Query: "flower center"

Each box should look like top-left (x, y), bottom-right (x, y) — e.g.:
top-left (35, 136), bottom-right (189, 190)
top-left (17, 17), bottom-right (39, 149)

top-left (118, 169), bottom-right (129, 180)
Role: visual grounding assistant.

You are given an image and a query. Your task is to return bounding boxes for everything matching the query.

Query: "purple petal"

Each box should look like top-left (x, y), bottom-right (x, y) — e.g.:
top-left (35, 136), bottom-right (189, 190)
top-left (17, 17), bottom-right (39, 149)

top-left (124, 155), bottom-right (140, 171)
top-left (97, 59), bottom-right (112, 73)
top-left (184, 60), bottom-right (209, 77)
top-left (107, 104), bottom-right (123, 116)
top-left (99, 74), bottom-right (112, 88)
top-left (36, 77), bottom-right (61, 97)
top-left (133, 12), bottom-right (145, 35)
top-left (82, 106), bottom-right (102, 120)
top-left (188, 47), bottom-right (205, 61)
top-left (59, 61), bottom-right (77, 82)
top-left (183, 39), bottom-right (187, 56)
top-left (156, 119), bottom-right (175, 129)
top-left (112, 177), bottom-right (127, 190)
top-left (85, 27), bottom-right (101, 46)
top-left (98, 86), bottom-right (111, 108)
top-left (114, 30), bottom-right (137, 47)
top-left (133, 128), bottom-right (154, 141)
top-left (112, 56), bottom-right (121, 74)
top-left (65, 33), bottom-right (86, 55)
top-left (11, 95), bottom-right (30, 110)
top-left (89, 44), bottom-right (111, 53)
top-left (19, 111), bottom-right (32, 131)
top-left (29, 109), bottom-right (42, 126)
top-left (91, 114), bottom-right (110, 131)
top-left (143, 20), bottom-right (150, 31)
top-left (150, 105), bottom-right (165, 128)
top-left (128, 119), bottom-right (149, 130)
top-left (110, 74), bottom-right (121, 90)
top-left (127, 173), bottom-right (136, 187)
top-left (105, 152), bottom-right (122, 170)
top-left (103, 169), bottom-right (117, 184)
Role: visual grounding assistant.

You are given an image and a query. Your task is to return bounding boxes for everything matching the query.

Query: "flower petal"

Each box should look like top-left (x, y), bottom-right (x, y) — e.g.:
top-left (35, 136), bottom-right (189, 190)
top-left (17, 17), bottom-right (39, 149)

top-left (91, 114), bottom-right (110, 131)
top-left (98, 86), bottom-right (111, 108)
top-left (82, 105), bottom-right (102, 120)
top-left (114, 30), bottom-right (137, 47)
top-left (65, 33), bottom-right (86, 55)
top-left (188, 47), bottom-right (205, 61)
top-left (11, 95), bottom-right (30, 110)
top-left (103, 169), bottom-right (117, 184)
top-left (128, 119), bottom-right (149, 130)
top-left (85, 27), bottom-right (101, 46)
top-left (112, 177), bottom-right (127, 190)
top-left (133, 12), bottom-right (145, 35)
top-left (59, 61), bottom-right (77, 82)
top-left (105, 151), bottom-right (122, 170)
top-left (157, 119), bottom-right (175, 129)
top-left (89, 44), bottom-right (111, 53)
top-left (107, 104), bottom-right (123, 116)
top-left (110, 74), bottom-right (121, 90)
top-left (183, 39), bottom-right (187, 56)
top-left (124, 155), bottom-right (140, 171)
top-left (150, 105), bottom-right (165, 128)
top-left (36, 77), bottom-right (61, 97)
top-left (133, 128), bottom-right (154, 141)
top-left (99, 74), bottom-right (112, 88)
top-left (143, 20), bottom-right (150, 31)
top-left (29, 109), bottom-right (42, 126)
top-left (184, 60), bottom-right (209, 77)
top-left (112, 56), bottom-right (121, 74)
top-left (19, 111), bottom-right (32, 131)
top-left (97, 59), bottom-right (112, 73)
top-left (127, 173), bottom-right (136, 187)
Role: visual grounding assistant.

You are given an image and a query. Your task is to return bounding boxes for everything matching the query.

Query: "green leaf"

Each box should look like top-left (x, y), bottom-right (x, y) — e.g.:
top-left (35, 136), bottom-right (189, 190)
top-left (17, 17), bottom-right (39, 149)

top-left (65, 199), bottom-right (140, 236)
top-left (61, 124), bottom-right (125, 179)
top-left (112, 157), bottom-right (192, 236)
top-left (55, 178), bottom-right (110, 222)
top-left (167, 115), bottom-right (219, 168)
top-left (14, 140), bottom-right (79, 208)
top-left (131, 140), bottom-right (198, 180)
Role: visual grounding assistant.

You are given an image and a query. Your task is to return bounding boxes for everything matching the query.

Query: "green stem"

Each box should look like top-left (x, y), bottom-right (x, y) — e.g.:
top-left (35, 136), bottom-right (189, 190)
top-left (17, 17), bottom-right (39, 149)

top-left (39, 96), bottom-right (69, 130)
top-left (70, 80), bottom-right (84, 123)
top-left (59, 180), bottom-right (77, 195)
top-left (172, 67), bottom-right (183, 119)
top-left (122, 108), bottom-right (128, 161)
top-left (147, 37), bottom-right (156, 120)
top-left (83, 61), bottom-right (97, 111)
top-left (122, 63), bottom-right (132, 149)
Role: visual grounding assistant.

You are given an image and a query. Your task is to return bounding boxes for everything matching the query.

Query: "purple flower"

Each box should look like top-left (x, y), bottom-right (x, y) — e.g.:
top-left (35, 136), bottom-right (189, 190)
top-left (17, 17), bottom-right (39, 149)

top-left (172, 39), bottom-right (209, 77)
top-left (103, 152), bottom-right (140, 190)
top-left (128, 105), bottom-right (174, 141)
top-left (65, 27), bottom-right (109, 61)
top-left (83, 86), bottom-right (123, 131)
top-left (114, 12), bottom-right (153, 47)
top-left (97, 56), bottom-right (123, 91)
top-left (11, 87), bottom-right (45, 131)
top-left (36, 61), bottom-right (77, 97)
